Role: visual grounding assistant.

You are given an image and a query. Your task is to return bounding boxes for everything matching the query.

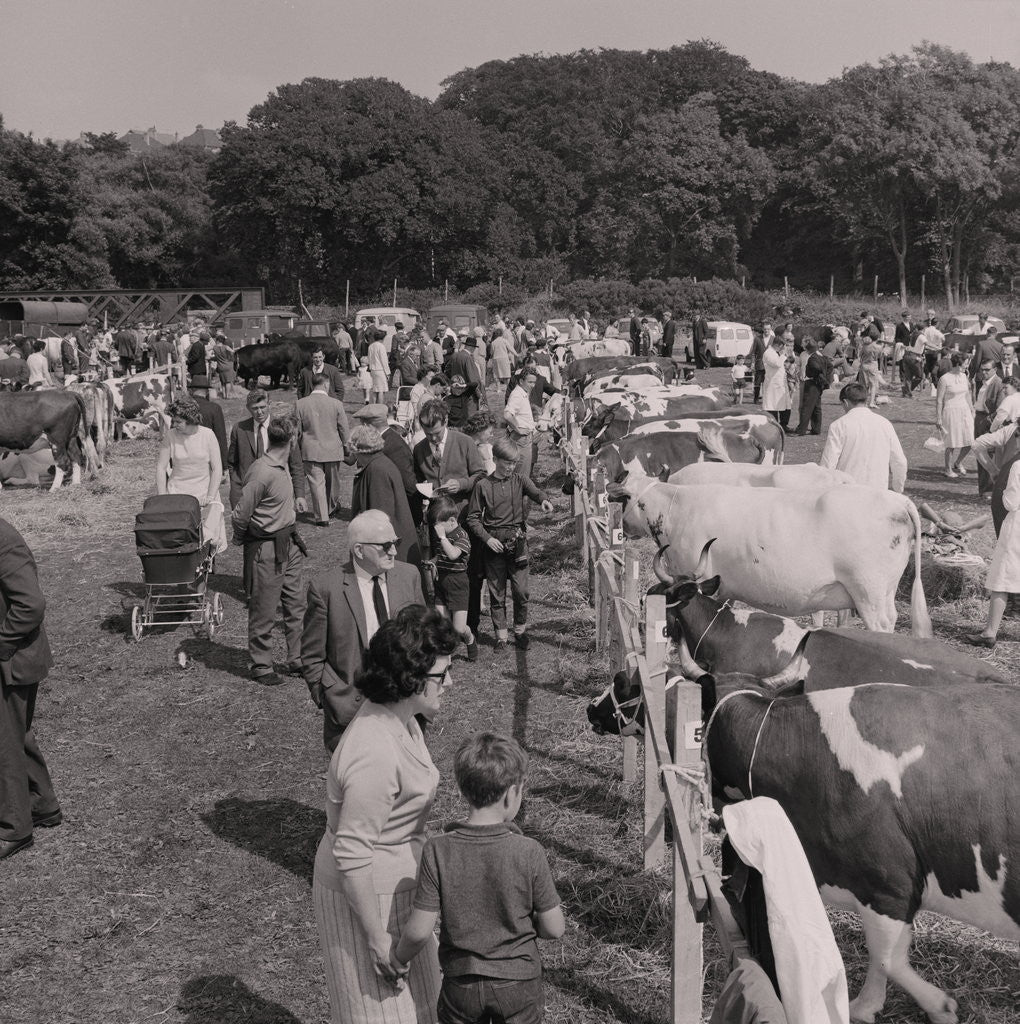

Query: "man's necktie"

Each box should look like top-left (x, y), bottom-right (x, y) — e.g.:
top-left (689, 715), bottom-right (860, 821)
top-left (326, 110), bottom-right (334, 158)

top-left (256, 427), bottom-right (265, 458)
top-left (372, 576), bottom-right (388, 626)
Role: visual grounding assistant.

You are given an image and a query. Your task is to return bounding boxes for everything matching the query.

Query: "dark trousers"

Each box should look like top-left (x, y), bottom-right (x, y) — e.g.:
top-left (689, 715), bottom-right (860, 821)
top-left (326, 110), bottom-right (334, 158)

top-left (485, 550), bottom-right (529, 632)
top-left (248, 541), bottom-right (305, 675)
top-left (466, 536), bottom-right (485, 634)
top-left (438, 975), bottom-right (543, 1024)
top-left (796, 382), bottom-right (824, 434)
top-left (338, 349), bottom-right (354, 374)
top-left (752, 367), bottom-right (765, 403)
top-left (0, 682), bottom-right (59, 842)
top-left (923, 350), bottom-right (940, 384)
top-left (901, 351), bottom-right (923, 396)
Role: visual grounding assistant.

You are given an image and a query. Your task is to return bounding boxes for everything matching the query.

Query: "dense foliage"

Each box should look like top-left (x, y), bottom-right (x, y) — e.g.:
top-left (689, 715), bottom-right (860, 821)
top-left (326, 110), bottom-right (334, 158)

top-left (2, 42), bottom-right (1020, 309)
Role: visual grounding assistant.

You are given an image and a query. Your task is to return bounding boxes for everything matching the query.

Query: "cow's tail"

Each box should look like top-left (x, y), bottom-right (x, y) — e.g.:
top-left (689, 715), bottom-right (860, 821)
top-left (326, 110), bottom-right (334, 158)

top-left (697, 422), bottom-right (732, 463)
top-left (906, 499), bottom-right (933, 638)
top-left (68, 391), bottom-right (97, 478)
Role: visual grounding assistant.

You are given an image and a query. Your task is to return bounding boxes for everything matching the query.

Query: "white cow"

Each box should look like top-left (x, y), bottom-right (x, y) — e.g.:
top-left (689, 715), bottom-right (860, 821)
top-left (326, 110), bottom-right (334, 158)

top-left (583, 373), bottom-right (665, 398)
top-left (553, 338), bottom-right (631, 365)
top-left (588, 384), bottom-right (725, 418)
top-left (669, 462), bottom-right (855, 488)
top-left (618, 479), bottom-right (932, 635)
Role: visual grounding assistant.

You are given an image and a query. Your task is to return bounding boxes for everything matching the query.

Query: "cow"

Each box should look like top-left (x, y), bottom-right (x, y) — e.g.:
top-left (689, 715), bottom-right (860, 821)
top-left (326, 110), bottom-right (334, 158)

top-left (626, 414), bottom-right (784, 464)
top-left (66, 381), bottom-right (115, 467)
top-left (582, 373), bottom-right (666, 399)
top-left (563, 356), bottom-right (677, 389)
top-left (669, 461), bottom-right (853, 488)
top-left (646, 555), bottom-right (1009, 686)
top-left (585, 400), bottom-right (749, 446)
top-left (0, 390), bottom-right (91, 489)
top-left (587, 672), bottom-right (1019, 1023)
top-left (104, 370), bottom-right (176, 436)
top-left (591, 417), bottom-right (783, 484)
top-left (235, 342), bottom-right (295, 389)
top-left (553, 337), bottom-right (631, 365)
top-left (609, 478), bottom-right (932, 635)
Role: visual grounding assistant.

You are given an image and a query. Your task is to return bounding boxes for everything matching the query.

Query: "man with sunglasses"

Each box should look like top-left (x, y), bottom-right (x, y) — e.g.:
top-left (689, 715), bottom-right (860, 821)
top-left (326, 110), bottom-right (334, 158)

top-left (301, 509), bottom-right (425, 751)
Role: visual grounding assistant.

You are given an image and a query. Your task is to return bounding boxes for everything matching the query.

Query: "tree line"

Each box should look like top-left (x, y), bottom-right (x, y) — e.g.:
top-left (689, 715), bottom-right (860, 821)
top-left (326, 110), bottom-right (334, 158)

top-left (2, 41), bottom-right (1018, 310)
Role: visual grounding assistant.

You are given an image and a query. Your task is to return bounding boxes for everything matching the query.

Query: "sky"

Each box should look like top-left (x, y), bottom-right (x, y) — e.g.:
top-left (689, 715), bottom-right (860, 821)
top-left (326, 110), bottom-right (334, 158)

top-left (3, 0), bottom-right (1019, 140)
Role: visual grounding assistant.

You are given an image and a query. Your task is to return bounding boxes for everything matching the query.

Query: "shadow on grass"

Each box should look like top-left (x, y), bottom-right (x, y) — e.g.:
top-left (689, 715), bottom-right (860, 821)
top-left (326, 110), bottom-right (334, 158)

top-left (180, 635), bottom-right (250, 679)
top-left (512, 646), bottom-right (531, 745)
top-left (179, 974), bottom-right (305, 1023)
top-left (544, 966), bottom-right (664, 1024)
top-left (202, 798), bottom-right (324, 885)
top-left (528, 777), bottom-right (634, 822)
top-left (208, 571), bottom-right (246, 604)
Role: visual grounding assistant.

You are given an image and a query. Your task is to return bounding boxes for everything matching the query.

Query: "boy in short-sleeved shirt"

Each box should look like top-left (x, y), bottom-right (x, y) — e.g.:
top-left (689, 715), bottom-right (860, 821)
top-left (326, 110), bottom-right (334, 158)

top-left (394, 733), bottom-right (564, 1024)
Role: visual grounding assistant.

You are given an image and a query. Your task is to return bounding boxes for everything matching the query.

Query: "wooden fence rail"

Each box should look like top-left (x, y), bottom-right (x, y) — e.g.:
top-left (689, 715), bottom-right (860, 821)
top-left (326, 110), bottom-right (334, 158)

top-left (558, 400), bottom-right (752, 1023)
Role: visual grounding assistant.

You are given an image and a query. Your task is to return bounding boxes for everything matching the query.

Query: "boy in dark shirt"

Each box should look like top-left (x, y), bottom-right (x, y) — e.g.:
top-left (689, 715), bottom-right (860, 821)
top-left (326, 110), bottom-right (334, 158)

top-left (466, 438), bottom-right (554, 650)
top-left (393, 733), bottom-right (564, 1024)
top-left (429, 496), bottom-right (477, 662)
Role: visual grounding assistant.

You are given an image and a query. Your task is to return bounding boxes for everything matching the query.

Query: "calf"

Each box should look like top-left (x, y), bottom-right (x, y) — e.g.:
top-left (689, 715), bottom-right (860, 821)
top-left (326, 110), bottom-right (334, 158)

top-left (0, 390), bottom-right (91, 489)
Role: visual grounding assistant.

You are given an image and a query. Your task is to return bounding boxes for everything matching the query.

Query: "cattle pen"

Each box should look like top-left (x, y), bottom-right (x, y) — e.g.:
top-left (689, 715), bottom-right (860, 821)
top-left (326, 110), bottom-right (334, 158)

top-left (558, 402), bottom-right (756, 1023)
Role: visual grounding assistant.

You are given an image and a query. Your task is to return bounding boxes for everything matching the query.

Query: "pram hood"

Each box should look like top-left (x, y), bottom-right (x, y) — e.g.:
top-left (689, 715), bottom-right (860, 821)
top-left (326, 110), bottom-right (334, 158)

top-left (135, 494), bottom-right (203, 552)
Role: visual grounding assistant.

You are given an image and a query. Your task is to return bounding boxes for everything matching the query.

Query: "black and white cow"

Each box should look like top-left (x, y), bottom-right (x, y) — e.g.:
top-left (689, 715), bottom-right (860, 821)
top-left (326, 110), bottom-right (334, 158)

top-left (588, 673), bottom-right (1020, 1023)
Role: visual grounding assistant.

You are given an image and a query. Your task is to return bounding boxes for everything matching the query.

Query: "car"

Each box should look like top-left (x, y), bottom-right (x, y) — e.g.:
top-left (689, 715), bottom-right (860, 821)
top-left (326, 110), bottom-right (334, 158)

top-left (290, 320), bottom-right (335, 339)
top-left (606, 316), bottom-right (663, 348)
top-left (702, 321), bottom-right (754, 365)
top-left (354, 306), bottom-right (421, 347)
top-left (943, 314), bottom-right (1008, 335)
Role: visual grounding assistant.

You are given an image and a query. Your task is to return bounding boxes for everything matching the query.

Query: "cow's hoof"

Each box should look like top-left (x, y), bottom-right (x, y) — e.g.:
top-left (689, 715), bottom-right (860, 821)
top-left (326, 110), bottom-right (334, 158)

top-left (926, 997), bottom-right (958, 1024)
top-left (848, 998), bottom-right (878, 1023)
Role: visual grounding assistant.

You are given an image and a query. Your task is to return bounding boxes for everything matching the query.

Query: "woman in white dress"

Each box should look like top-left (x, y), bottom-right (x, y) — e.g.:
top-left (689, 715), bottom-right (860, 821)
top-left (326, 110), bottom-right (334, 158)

top-left (761, 337), bottom-right (790, 429)
top-left (935, 353), bottom-right (974, 478)
top-left (154, 397), bottom-right (227, 553)
top-left (965, 457), bottom-right (1020, 648)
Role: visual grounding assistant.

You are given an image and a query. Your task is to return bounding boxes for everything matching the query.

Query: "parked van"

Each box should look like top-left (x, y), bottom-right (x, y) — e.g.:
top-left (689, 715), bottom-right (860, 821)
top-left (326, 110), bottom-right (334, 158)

top-left (704, 321), bottom-right (754, 365)
top-left (426, 304), bottom-right (487, 337)
top-left (222, 310), bottom-right (296, 348)
top-left (354, 307), bottom-right (421, 348)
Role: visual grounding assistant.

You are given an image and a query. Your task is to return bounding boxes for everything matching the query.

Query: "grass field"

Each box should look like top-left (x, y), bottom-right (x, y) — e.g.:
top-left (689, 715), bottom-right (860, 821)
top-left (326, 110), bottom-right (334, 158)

top-left (2, 368), bottom-right (1018, 1024)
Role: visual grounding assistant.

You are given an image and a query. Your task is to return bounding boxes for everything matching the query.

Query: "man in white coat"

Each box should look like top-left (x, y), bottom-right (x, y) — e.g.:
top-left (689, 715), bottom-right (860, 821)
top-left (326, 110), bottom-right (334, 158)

top-left (820, 382), bottom-right (908, 491)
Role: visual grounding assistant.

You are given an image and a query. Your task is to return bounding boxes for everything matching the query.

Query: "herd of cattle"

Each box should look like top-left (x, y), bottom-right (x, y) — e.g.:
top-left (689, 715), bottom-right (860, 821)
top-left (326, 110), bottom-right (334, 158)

top-left (557, 356), bottom-right (1017, 1024)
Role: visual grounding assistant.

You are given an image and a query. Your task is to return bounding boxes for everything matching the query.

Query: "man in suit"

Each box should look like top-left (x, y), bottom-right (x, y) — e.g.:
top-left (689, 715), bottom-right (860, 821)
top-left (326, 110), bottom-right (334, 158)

top-left (692, 309), bottom-right (709, 368)
top-left (296, 344), bottom-right (345, 399)
top-left (0, 517), bottom-right (61, 859)
top-left (412, 399), bottom-right (486, 514)
top-left (295, 374), bottom-right (349, 526)
top-left (191, 392), bottom-right (228, 466)
top-left (661, 309), bottom-right (679, 358)
top-left (227, 388), bottom-right (307, 510)
top-left (352, 404), bottom-right (422, 525)
top-left (447, 332), bottom-right (483, 391)
top-left (302, 509), bottom-right (425, 751)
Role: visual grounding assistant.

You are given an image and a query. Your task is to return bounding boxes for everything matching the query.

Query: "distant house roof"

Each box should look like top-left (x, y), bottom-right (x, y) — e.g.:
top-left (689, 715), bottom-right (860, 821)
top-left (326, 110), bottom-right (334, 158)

top-left (180, 124), bottom-right (222, 152)
top-left (118, 127), bottom-right (177, 152)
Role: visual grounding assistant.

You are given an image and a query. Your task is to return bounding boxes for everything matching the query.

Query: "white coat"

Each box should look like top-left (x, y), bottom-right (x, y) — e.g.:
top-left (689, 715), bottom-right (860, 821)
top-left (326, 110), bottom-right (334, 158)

top-left (762, 345), bottom-right (790, 412)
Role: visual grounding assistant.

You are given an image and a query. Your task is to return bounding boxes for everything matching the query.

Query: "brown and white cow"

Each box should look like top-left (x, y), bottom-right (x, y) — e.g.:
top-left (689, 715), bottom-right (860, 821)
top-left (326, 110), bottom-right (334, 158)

top-left (66, 381), bottom-right (115, 467)
top-left (104, 369), bottom-right (176, 436)
top-left (0, 390), bottom-right (92, 489)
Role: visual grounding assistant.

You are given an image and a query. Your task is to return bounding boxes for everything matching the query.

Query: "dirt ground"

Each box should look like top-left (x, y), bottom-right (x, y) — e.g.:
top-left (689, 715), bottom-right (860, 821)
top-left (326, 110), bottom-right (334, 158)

top-left (1, 367), bottom-right (1017, 1024)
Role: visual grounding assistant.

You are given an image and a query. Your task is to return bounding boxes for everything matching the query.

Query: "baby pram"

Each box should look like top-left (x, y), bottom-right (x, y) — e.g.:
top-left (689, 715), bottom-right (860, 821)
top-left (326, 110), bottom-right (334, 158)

top-left (130, 494), bottom-right (224, 641)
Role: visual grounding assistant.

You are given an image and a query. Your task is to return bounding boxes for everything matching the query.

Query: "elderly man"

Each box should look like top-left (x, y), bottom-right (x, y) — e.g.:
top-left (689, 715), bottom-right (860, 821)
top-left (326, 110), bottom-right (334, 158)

top-left (301, 509), bottom-right (425, 751)
top-left (820, 382), bottom-right (908, 491)
top-left (0, 517), bottom-right (61, 860)
top-left (0, 347), bottom-right (29, 391)
top-left (295, 373), bottom-right (349, 526)
top-left (232, 415), bottom-right (307, 684)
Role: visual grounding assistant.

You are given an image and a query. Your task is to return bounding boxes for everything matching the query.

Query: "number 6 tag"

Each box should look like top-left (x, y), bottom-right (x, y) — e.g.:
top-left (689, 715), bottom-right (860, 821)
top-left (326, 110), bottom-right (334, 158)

top-left (597, 491), bottom-right (608, 508)
top-left (612, 528), bottom-right (624, 545)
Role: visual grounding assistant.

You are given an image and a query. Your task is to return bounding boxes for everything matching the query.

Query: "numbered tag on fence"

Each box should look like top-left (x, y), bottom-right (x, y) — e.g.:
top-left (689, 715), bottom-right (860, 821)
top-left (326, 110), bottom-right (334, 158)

top-left (685, 720), bottom-right (704, 750)
top-left (611, 527), bottom-right (624, 545)
top-left (597, 491), bottom-right (608, 509)
top-left (654, 619), bottom-right (668, 642)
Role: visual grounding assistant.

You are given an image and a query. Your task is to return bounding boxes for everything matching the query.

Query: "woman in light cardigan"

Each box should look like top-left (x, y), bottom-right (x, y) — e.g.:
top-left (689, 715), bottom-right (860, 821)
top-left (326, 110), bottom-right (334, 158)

top-left (313, 606), bottom-right (457, 1024)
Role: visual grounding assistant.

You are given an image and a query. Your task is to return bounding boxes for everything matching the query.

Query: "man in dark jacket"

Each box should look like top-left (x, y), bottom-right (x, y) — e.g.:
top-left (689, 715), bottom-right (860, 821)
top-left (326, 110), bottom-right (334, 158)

top-left (353, 404), bottom-right (421, 526)
top-left (0, 517), bottom-right (60, 859)
top-left (692, 310), bottom-right (709, 368)
top-left (794, 339), bottom-right (828, 435)
top-left (661, 310), bottom-right (679, 359)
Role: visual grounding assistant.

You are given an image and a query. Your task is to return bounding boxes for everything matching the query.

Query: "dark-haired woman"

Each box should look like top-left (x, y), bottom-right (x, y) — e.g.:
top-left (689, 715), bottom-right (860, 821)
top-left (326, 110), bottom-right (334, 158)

top-left (313, 605), bottom-right (457, 1024)
top-left (936, 352), bottom-right (974, 479)
top-left (155, 396), bottom-right (226, 552)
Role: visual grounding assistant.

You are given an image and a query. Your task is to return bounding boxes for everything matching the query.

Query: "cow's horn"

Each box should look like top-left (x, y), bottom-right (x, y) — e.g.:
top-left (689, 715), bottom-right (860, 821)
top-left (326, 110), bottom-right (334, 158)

top-left (652, 545), bottom-right (673, 584)
top-left (693, 538), bottom-right (716, 580)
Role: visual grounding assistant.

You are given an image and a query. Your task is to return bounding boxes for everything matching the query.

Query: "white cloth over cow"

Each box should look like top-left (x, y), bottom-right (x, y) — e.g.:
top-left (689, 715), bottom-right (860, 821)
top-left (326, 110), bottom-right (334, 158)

top-left (723, 798), bottom-right (850, 1024)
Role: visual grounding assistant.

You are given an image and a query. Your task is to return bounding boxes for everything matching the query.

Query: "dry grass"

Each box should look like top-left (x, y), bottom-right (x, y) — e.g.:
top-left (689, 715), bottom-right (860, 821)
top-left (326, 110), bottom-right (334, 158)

top-left (2, 374), bottom-right (1017, 1024)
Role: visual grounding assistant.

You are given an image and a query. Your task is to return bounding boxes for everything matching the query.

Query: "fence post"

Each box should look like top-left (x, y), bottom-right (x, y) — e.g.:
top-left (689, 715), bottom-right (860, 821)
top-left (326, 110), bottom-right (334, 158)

top-left (921, 274), bottom-right (926, 311)
top-left (783, 276), bottom-right (789, 298)
top-left (672, 678), bottom-right (705, 1024)
top-left (829, 274), bottom-right (834, 299)
top-left (577, 444), bottom-right (589, 568)
top-left (622, 549), bottom-right (641, 783)
top-left (873, 275), bottom-right (879, 302)
top-left (643, 593), bottom-right (670, 870)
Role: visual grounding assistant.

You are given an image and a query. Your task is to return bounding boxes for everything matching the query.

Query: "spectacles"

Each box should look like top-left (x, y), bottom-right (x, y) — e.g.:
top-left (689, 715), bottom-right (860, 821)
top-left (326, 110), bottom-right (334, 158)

top-left (416, 667), bottom-right (453, 693)
top-left (361, 540), bottom-right (398, 552)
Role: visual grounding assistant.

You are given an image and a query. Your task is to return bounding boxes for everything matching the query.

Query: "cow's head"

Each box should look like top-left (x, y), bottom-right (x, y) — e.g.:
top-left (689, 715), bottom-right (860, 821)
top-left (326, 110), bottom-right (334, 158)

top-left (587, 669), bottom-right (645, 736)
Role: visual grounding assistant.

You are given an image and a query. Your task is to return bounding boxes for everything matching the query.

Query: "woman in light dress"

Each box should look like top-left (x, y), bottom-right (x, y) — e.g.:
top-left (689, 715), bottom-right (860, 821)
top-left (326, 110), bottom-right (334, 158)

top-left (154, 397), bottom-right (227, 552)
top-left (935, 353), bottom-right (974, 479)
top-left (314, 606), bottom-right (457, 1024)
top-left (965, 456), bottom-right (1020, 649)
top-left (761, 336), bottom-right (791, 429)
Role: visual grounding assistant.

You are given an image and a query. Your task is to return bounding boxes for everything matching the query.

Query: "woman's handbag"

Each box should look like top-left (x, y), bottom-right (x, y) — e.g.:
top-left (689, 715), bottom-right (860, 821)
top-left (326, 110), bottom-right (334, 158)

top-left (923, 430), bottom-right (945, 454)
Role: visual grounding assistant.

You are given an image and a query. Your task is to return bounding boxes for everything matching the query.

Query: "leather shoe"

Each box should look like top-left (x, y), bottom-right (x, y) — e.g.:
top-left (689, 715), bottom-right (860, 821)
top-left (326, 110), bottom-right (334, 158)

top-left (963, 633), bottom-right (996, 649)
top-left (0, 835), bottom-right (33, 860)
top-left (251, 669), bottom-right (282, 685)
top-left (33, 809), bottom-right (62, 829)
top-left (465, 642), bottom-right (478, 662)
top-left (515, 632), bottom-right (530, 650)
top-left (284, 661), bottom-right (303, 676)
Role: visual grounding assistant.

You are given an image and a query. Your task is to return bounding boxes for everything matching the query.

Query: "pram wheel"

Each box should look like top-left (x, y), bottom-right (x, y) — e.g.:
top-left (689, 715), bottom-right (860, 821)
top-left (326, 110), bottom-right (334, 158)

top-left (131, 605), bottom-right (144, 641)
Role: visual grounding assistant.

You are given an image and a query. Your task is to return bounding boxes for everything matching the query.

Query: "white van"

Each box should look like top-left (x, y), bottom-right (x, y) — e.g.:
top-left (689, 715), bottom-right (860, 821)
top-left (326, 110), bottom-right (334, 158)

top-left (704, 321), bottom-right (754, 365)
top-left (354, 306), bottom-right (421, 347)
